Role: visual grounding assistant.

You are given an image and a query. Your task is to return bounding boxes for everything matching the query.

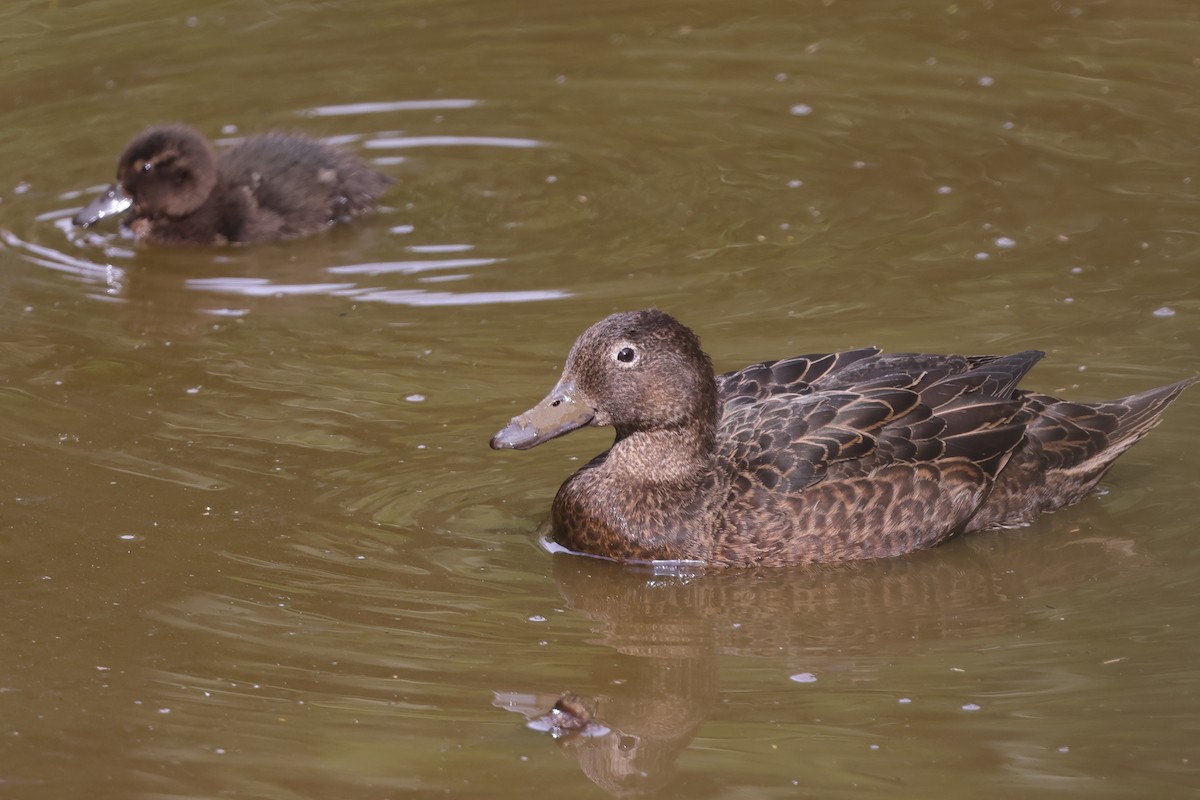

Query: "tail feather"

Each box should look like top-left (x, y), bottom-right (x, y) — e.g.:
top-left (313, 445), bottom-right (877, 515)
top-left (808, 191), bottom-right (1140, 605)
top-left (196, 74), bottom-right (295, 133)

top-left (1101, 377), bottom-right (1197, 448)
top-left (969, 375), bottom-right (1195, 530)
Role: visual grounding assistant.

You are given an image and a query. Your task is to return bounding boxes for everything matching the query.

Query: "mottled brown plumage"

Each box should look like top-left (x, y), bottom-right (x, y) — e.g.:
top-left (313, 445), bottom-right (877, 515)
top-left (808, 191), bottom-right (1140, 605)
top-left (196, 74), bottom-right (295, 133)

top-left (491, 310), bottom-right (1194, 568)
top-left (74, 124), bottom-right (391, 245)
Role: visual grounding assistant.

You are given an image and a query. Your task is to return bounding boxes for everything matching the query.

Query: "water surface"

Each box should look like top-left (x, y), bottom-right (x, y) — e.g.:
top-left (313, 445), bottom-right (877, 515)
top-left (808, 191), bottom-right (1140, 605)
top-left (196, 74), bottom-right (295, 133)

top-left (2, 1), bottom-right (1198, 797)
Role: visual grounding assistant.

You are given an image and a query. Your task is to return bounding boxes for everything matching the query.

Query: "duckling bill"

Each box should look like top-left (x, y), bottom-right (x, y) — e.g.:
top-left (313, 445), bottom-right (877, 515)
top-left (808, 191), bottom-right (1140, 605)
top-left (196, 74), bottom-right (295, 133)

top-left (491, 309), bottom-right (1194, 568)
top-left (74, 124), bottom-right (391, 245)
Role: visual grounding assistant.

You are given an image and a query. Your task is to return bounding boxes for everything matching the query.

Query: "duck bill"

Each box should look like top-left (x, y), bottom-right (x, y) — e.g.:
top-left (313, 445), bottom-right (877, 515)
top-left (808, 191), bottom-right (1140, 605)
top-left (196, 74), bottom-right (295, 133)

top-left (490, 380), bottom-right (595, 451)
top-left (73, 183), bottom-right (133, 228)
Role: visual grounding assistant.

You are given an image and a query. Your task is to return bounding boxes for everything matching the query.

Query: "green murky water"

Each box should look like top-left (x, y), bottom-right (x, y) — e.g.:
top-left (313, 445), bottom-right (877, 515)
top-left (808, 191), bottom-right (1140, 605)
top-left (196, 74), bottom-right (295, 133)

top-left (2, 1), bottom-right (1198, 797)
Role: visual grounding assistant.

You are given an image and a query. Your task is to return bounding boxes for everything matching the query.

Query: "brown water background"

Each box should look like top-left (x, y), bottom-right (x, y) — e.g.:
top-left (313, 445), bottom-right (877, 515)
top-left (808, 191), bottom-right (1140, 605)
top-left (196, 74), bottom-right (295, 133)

top-left (2, 1), bottom-right (1199, 797)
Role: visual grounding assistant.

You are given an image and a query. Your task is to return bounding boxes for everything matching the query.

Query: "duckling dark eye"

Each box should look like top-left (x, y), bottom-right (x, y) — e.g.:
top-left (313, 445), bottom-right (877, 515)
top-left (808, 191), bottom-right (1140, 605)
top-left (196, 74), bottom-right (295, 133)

top-left (142, 162), bottom-right (153, 173)
top-left (616, 347), bottom-right (636, 364)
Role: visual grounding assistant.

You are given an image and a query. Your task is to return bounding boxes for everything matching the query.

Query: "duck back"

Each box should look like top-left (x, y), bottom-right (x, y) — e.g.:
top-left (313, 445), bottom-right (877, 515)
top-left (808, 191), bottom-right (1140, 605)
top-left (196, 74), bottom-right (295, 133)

top-left (217, 133), bottom-right (392, 241)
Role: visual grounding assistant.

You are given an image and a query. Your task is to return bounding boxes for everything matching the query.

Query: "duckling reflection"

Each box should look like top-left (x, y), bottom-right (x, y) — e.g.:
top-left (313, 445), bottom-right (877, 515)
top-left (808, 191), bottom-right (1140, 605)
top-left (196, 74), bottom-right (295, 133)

top-left (497, 632), bottom-right (716, 795)
top-left (74, 124), bottom-right (391, 245)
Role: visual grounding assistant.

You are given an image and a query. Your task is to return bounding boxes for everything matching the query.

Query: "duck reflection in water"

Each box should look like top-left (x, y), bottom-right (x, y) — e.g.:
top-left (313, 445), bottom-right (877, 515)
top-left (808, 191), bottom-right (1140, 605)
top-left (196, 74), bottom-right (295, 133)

top-left (73, 124), bottom-right (391, 245)
top-left (496, 527), bottom-right (1159, 796)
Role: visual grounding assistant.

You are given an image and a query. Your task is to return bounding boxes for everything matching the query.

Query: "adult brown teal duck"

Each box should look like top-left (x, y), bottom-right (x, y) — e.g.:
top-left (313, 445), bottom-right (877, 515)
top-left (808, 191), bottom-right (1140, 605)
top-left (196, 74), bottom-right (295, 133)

top-left (491, 309), bottom-right (1194, 568)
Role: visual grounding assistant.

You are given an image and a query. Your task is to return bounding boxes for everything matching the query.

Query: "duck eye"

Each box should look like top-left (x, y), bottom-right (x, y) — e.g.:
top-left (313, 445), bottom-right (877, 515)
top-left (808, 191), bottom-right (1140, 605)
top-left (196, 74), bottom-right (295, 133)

top-left (142, 162), bottom-right (153, 173)
top-left (616, 346), bottom-right (636, 364)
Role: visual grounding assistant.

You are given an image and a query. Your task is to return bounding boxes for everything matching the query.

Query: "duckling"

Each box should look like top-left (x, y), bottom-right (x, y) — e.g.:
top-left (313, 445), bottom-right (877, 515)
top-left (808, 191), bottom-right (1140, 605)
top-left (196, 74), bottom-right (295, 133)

top-left (491, 309), bottom-right (1194, 568)
top-left (73, 124), bottom-right (391, 244)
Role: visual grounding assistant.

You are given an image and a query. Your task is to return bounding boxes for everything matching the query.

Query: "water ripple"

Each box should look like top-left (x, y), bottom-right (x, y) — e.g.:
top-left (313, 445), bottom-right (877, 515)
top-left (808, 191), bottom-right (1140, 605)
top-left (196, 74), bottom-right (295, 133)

top-left (183, 276), bottom-right (568, 306)
top-left (366, 135), bottom-right (544, 149)
top-left (303, 98), bottom-right (479, 117)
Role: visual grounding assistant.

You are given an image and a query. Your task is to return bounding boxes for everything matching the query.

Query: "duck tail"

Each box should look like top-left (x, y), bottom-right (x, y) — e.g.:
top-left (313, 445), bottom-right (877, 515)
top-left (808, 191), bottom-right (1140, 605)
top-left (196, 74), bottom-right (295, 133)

top-left (1058, 375), bottom-right (1197, 491)
top-left (969, 375), bottom-right (1194, 530)
top-left (1100, 376), bottom-right (1196, 450)
top-left (1043, 376), bottom-right (1196, 481)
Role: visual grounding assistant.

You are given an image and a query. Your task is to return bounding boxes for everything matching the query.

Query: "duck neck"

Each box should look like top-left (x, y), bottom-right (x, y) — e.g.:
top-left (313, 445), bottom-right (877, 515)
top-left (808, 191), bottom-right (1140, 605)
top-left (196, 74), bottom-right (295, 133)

top-left (609, 415), bottom-right (717, 484)
top-left (552, 382), bottom-right (721, 563)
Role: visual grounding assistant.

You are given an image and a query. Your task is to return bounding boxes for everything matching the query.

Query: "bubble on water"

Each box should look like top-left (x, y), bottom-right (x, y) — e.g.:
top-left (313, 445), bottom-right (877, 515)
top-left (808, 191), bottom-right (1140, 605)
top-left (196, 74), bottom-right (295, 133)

top-left (789, 672), bottom-right (817, 684)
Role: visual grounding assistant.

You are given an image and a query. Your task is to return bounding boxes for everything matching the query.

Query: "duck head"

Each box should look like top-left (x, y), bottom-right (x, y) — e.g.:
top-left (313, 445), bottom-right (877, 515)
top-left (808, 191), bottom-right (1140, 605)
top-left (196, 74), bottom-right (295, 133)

top-left (491, 309), bottom-right (718, 450)
top-left (74, 125), bottom-right (218, 227)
